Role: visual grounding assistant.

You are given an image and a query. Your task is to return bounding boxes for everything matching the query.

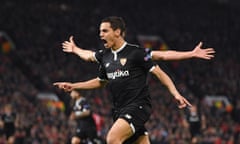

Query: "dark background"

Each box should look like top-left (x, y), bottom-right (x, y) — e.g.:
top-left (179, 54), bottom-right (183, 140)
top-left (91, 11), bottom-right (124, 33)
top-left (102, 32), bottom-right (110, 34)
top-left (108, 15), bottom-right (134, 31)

top-left (0, 0), bottom-right (239, 143)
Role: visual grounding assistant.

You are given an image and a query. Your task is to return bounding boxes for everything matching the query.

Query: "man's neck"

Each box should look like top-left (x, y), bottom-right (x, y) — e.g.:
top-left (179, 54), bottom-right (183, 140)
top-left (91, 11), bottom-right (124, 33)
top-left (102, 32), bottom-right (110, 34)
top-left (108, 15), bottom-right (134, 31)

top-left (112, 38), bottom-right (126, 51)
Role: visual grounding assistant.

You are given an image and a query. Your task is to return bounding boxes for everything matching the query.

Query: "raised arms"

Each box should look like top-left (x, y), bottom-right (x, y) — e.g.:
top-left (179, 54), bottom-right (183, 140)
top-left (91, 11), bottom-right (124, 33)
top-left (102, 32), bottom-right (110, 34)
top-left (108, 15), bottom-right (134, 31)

top-left (61, 36), bottom-right (215, 62)
top-left (151, 42), bottom-right (215, 61)
top-left (62, 36), bottom-right (96, 62)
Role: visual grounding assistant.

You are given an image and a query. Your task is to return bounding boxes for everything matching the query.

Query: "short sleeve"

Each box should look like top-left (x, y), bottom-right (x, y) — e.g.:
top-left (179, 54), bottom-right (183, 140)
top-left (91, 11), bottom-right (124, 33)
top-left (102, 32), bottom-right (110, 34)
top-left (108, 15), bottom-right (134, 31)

top-left (134, 48), bottom-right (156, 72)
top-left (94, 50), bottom-right (104, 63)
top-left (97, 64), bottom-right (108, 81)
top-left (94, 50), bottom-right (108, 81)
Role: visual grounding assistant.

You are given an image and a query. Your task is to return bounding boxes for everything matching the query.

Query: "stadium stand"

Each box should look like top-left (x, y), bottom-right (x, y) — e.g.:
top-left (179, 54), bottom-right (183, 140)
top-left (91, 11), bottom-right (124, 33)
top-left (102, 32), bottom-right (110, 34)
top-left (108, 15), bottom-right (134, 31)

top-left (0, 0), bottom-right (239, 143)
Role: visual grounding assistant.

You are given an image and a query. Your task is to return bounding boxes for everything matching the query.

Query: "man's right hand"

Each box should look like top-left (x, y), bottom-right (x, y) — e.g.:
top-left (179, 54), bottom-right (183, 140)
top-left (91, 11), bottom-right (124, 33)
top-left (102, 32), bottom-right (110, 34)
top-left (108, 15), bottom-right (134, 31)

top-left (62, 36), bottom-right (79, 53)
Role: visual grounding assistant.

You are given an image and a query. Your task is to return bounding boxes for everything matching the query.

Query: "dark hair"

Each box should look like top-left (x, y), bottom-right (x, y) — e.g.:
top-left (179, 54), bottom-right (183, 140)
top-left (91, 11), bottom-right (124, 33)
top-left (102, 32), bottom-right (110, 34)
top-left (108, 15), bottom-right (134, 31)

top-left (101, 16), bottom-right (126, 37)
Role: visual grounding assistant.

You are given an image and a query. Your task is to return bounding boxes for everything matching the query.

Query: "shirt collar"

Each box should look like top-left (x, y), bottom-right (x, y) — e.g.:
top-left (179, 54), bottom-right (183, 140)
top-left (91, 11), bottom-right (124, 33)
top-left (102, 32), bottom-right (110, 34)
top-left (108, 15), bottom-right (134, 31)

top-left (112, 42), bottom-right (127, 53)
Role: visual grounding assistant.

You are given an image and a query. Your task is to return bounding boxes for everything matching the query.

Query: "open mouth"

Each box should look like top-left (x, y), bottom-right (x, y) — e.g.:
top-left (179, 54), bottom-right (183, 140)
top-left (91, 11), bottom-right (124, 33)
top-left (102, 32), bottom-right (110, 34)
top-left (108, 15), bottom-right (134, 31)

top-left (101, 39), bottom-right (107, 44)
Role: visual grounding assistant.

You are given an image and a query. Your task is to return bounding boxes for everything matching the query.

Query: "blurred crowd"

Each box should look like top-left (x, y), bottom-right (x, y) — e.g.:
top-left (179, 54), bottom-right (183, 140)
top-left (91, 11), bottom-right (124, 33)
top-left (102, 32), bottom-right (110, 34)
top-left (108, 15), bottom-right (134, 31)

top-left (0, 0), bottom-right (240, 143)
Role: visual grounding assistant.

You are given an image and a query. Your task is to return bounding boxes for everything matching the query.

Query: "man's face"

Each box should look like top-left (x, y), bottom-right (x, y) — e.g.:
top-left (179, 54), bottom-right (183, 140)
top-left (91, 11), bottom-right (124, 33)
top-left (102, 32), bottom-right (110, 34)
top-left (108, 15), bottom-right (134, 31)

top-left (99, 22), bottom-right (120, 49)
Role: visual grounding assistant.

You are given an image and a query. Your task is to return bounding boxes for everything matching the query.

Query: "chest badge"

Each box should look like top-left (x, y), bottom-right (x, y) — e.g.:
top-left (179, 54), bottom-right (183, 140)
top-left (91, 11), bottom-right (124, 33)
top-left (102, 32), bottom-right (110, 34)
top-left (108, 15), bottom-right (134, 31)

top-left (120, 58), bottom-right (127, 66)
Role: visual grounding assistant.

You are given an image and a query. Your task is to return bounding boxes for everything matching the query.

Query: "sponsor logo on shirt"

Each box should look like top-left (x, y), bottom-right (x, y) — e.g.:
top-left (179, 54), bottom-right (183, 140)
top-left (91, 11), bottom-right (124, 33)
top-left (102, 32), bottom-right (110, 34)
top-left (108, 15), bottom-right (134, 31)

top-left (107, 69), bottom-right (129, 79)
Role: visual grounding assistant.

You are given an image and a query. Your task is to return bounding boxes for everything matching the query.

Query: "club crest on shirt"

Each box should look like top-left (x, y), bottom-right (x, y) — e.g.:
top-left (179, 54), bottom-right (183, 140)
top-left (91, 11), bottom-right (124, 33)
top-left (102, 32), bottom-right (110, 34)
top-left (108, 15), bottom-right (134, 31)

top-left (120, 58), bottom-right (127, 66)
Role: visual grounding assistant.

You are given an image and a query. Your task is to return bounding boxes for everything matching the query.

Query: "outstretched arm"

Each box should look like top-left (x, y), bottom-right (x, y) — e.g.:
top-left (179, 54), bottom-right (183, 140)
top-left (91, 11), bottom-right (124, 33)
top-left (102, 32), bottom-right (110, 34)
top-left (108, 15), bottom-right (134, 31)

top-left (62, 37), bottom-right (215, 62)
top-left (62, 36), bottom-right (96, 62)
top-left (151, 42), bottom-right (215, 61)
top-left (151, 65), bottom-right (192, 108)
top-left (53, 78), bottom-right (106, 92)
